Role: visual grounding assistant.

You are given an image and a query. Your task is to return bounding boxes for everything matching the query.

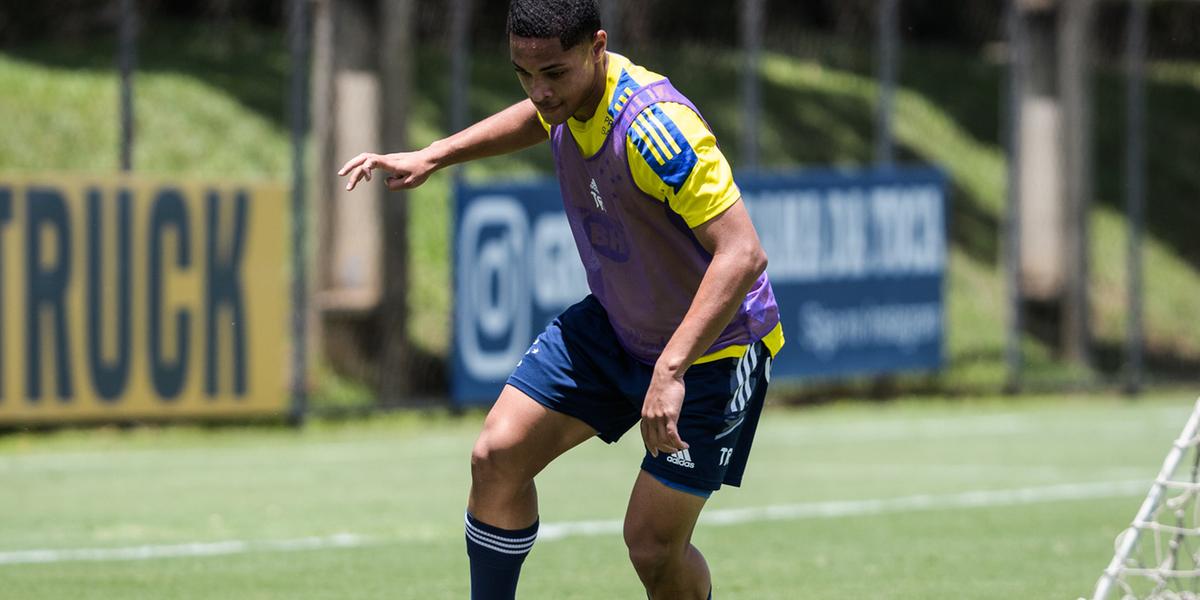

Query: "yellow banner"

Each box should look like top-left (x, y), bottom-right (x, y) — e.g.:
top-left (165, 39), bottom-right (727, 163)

top-left (0, 174), bottom-right (291, 424)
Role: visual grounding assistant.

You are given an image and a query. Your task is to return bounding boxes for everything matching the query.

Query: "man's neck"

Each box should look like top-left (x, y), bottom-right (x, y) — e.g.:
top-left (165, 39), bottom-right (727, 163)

top-left (571, 53), bottom-right (609, 123)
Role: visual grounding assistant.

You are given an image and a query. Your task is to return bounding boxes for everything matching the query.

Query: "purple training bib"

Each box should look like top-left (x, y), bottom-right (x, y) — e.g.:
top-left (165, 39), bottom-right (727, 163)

top-left (549, 79), bottom-right (780, 364)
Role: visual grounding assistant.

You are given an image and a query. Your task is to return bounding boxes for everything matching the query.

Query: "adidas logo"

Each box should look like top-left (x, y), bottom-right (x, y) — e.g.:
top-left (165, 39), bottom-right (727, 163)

top-left (666, 449), bottom-right (695, 469)
top-left (588, 178), bottom-right (606, 213)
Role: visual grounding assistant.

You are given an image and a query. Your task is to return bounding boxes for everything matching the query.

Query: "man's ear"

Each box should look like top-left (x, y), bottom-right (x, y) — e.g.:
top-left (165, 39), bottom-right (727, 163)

top-left (591, 30), bottom-right (608, 61)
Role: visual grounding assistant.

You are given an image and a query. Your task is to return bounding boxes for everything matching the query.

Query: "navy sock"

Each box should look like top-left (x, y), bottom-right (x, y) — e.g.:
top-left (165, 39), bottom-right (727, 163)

top-left (464, 512), bottom-right (538, 600)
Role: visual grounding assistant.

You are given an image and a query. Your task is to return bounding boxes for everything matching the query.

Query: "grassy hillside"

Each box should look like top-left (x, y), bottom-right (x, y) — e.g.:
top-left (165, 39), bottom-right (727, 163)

top-left (0, 21), bottom-right (289, 178)
top-left (2, 20), bottom-right (1198, 397)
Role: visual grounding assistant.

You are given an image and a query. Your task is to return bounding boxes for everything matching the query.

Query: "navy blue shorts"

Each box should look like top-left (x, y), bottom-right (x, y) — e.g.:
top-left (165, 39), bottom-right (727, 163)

top-left (507, 295), bottom-right (773, 493)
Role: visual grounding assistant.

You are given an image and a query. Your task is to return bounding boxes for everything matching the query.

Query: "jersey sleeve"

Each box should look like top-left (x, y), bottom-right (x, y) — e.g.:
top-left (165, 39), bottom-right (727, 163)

top-left (624, 102), bottom-right (741, 229)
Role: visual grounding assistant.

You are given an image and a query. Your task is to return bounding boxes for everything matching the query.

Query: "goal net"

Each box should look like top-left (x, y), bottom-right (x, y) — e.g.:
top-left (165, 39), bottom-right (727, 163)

top-left (1090, 397), bottom-right (1200, 600)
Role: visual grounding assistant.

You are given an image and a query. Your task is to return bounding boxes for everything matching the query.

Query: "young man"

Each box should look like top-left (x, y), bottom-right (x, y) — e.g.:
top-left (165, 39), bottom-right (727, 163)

top-left (339, 1), bottom-right (782, 597)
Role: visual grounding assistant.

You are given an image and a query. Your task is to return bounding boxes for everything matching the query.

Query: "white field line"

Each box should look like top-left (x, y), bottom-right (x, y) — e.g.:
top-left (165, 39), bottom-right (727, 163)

top-left (0, 533), bottom-right (371, 566)
top-left (0, 480), bottom-right (1149, 566)
top-left (538, 479), bottom-right (1150, 540)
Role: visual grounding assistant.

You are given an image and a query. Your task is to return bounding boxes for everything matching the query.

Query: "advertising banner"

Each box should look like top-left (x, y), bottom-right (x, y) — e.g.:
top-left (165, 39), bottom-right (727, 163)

top-left (0, 174), bottom-right (291, 424)
top-left (452, 168), bottom-right (946, 405)
top-left (739, 168), bottom-right (946, 379)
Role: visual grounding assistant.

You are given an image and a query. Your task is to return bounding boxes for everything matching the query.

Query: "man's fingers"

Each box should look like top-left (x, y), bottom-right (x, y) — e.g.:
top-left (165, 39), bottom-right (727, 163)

top-left (656, 420), bottom-right (685, 454)
top-left (345, 167), bottom-right (367, 191)
top-left (641, 417), bottom-right (685, 457)
top-left (661, 419), bottom-right (684, 452)
top-left (338, 153), bottom-right (368, 176)
top-left (666, 425), bottom-right (688, 451)
top-left (338, 153), bottom-right (382, 180)
top-left (385, 174), bottom-right (416, 191)
top-left (655, 420), bottom-right (671, 452)
top-left (346, 157), bottom-right (383, 191)
top-left (643, 420), bottom-right (666, 458)
top-left (641, 421), bottom-right (657, 457)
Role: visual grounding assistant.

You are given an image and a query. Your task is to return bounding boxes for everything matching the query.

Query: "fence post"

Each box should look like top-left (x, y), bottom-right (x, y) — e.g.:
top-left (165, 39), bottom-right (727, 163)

top-left (739, 0), bottom-right (763, 171)
top-left (449, 0), bottom-right (474, 137)
top-left (1124, 0), bottom-right (1147, 395)
top-left (288, 0), bottom-right (311, 423)
top-left (875, 0), bottom-right (899, 167)
top-left (1058, 0), bottom-right (1096, 374)
top-left (1004, 0), bottom-right (1026, 394)
top-left (118, 0), bottom-right (137, 172)
top-left (379, 0), bottom-right (417, 406)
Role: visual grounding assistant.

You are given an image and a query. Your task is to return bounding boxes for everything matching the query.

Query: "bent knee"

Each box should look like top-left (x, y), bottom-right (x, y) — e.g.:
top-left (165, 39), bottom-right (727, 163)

top-left (624, 527), bottom-right (683, 572)
top-left (470, 431), bottom-right (530, 486)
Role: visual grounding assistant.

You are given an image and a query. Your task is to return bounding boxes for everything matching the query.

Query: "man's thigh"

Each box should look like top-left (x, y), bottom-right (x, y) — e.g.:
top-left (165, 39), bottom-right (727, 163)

top-left (474, 384), bottom-right (600, 481)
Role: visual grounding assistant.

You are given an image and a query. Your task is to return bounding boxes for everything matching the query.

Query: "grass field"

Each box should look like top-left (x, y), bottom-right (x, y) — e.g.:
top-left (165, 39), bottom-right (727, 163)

top-left (3, 391), bottom-right (1198, 599)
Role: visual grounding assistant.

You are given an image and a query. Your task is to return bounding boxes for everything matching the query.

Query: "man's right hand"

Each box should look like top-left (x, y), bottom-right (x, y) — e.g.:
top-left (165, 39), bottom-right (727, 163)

top-left (337, 150), bottom-right (437, 192)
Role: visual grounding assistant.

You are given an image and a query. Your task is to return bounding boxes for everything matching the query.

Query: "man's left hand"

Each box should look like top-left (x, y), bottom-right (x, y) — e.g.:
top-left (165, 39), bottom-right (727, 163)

top-left (641, 368), bottom-right (688, 458)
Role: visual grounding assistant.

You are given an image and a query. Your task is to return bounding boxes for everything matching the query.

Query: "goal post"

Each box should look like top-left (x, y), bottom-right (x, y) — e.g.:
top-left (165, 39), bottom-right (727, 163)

top-left (1090, 397), bottom-right (1200, 600)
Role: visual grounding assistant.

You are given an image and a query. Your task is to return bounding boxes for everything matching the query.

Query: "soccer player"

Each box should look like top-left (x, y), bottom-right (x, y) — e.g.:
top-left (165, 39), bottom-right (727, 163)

top-left (338, 1), bottom-right (783, 597)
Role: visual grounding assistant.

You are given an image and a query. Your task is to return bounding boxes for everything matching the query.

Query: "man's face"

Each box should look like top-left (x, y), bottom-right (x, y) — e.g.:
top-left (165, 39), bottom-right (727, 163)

top-left (510, 32), bottom-right (605, 125)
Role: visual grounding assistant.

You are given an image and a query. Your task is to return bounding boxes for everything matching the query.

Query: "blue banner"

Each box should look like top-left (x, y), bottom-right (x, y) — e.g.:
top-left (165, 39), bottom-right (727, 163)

top-left (739, 168), bottom-right (947, 380)
top-left (452, 181), bottom-right (589, 404)
top-left (452, 168), bottom-right (947, 405)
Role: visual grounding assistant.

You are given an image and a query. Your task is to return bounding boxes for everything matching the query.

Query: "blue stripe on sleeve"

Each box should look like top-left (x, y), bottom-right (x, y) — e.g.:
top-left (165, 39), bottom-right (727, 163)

top-left (627, 105), bottom-right (698, 194)
top-left (607, 69), bottom-right (642, 121)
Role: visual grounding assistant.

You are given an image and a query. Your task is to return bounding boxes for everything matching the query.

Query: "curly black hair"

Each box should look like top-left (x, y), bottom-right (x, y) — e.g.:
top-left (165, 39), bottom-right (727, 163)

top-left (507, 0), bottom-right (602, 50)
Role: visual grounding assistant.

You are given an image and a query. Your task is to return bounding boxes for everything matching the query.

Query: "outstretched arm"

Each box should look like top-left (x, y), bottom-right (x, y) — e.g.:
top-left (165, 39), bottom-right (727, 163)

top-left (338, 99), bottom-right (546, 191)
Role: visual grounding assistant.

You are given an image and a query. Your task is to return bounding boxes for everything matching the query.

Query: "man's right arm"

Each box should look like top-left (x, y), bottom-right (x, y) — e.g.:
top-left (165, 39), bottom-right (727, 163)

top-left (339, 99), bottom-right (546, 192)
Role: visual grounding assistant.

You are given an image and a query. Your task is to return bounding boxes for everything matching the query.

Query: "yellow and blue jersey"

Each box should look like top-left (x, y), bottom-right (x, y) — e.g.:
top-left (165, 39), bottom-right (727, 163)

top-left (539, 52), bottom-right (783, 363)
top-left (539, 53), bottom-right (741, 229)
